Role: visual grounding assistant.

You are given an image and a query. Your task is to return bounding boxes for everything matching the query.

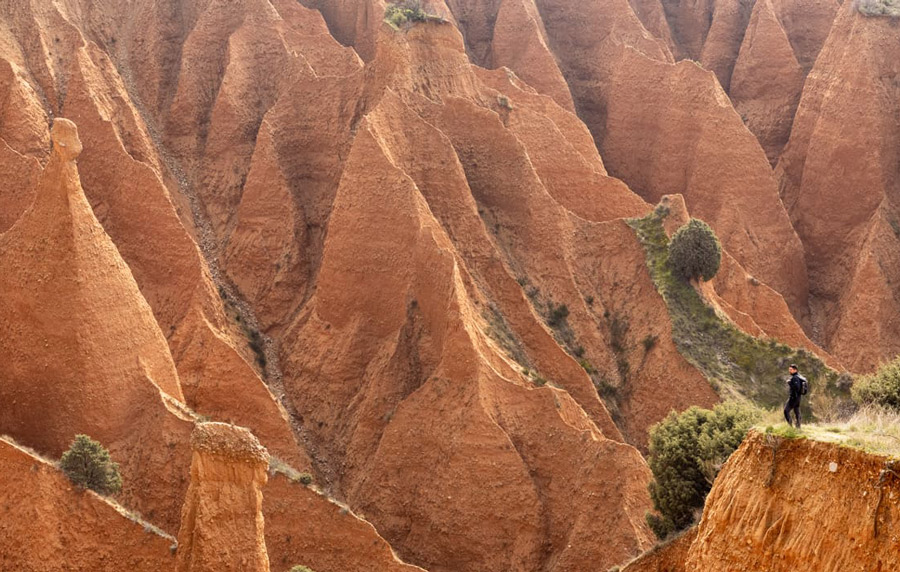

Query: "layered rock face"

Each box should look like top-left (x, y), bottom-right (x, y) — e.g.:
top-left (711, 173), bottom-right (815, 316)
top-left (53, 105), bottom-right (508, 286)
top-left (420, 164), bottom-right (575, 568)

top-left (429, 0), bottom-right (814, 321)
top-left (729, 0), bottom-right (839, 163)
top-left (625, 0), bottom-right (838, 163)
top-left (263, 473), bottom-right (426, 572)
top-left (176, 423), bottom-right (270, 572)
top-left (0, 119), bottom-right (182, 447)
top-left (628, 432), bottom-right (900, 571)
top-left (777, 2), bottom-right (900, 372)
top-left (0, 0), bottom-right (305, 469)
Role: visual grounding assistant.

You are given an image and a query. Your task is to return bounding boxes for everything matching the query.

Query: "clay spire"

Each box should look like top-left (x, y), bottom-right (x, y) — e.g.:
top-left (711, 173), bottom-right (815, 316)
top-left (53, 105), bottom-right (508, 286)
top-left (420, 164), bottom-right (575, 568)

top-left (176, 423), bottom-right (270, 572)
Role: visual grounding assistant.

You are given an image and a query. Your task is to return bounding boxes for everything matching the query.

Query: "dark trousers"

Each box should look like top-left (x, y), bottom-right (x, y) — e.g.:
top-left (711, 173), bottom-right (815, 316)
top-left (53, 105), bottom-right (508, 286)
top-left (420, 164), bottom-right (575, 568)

top-left (784, 397), bottom-right (801, 427)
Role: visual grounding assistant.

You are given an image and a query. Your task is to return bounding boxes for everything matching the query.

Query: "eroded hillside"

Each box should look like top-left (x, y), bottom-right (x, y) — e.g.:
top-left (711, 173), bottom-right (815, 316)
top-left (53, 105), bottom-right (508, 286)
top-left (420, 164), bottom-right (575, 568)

top-left (0, 0), bottom-right (897, 570)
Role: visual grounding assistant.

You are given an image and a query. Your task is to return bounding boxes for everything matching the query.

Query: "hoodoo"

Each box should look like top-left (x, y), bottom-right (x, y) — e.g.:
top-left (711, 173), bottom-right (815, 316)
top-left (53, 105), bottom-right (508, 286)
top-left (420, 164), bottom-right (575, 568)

top-left (176, 423), bottom-right (271, 572)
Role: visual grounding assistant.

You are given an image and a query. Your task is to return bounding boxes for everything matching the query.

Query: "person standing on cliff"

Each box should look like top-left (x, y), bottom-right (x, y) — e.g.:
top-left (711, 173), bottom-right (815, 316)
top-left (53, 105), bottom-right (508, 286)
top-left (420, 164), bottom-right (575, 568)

top-left (783, 364), bottom-right (805, 428)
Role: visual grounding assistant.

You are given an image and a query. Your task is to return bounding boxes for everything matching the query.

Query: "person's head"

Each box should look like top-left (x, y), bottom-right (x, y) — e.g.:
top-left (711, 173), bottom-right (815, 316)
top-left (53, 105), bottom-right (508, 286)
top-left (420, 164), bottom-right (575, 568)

top-left (789, 364), bottom-right (798, 375)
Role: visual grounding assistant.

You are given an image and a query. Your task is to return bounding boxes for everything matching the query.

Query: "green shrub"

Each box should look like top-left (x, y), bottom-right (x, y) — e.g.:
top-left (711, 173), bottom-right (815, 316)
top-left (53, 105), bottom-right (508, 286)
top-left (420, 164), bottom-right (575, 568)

top-left (298, 472), bottom-right (314, 486)
top-left (646, 402), bottom-right (759, 539)
top-left (668, 219), bottom-right (722, 282)
top-left (384, 0), bottom-right (427, 28)
top-left (579, 359), bottom-right (597, 375)
top-left (852, 357), bottom-right (900, 410)
top-left (857, 0), bottom-right (900, 17)
top-left (60, 434), bottom-right (123, 495)
top-left (547, 303), bottom-right (569, 327)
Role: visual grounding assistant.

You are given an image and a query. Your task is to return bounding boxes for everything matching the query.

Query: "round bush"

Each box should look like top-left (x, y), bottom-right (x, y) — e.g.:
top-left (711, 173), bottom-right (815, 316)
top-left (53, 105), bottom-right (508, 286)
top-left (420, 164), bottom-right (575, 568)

top-left (852, 357), bottom-right (900, 410)
top-left (60, 434), bottom-right (123, 495)
top-left (668, 219), bottom-right (722, 282)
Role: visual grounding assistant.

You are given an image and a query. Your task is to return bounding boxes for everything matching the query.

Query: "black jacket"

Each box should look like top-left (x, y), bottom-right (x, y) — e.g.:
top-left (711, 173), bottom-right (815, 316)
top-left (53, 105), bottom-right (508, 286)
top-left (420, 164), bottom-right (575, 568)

top-left (788, 373), bottom-right (804, 400)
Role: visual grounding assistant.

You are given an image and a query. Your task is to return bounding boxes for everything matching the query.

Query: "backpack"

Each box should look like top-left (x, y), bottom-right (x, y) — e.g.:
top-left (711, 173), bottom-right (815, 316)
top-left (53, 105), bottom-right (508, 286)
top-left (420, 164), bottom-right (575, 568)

top-left (799, 375), bottom-right (809, 396)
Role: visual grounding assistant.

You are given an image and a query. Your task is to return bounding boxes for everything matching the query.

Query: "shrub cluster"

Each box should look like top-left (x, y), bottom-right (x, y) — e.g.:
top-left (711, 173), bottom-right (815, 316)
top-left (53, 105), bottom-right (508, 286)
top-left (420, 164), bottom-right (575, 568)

top-left (384, 0), bottom-right (428, 27)
top-left (646, 402), bottom-right (759, 539)
top-left (668, 218), bottom-right (722, 282)
top-left (857, 0), bottom-right (900, 17)
top-left (852, 357), bottom-right (900, 410)
top-left (60, 434), bottom-right (123, 495)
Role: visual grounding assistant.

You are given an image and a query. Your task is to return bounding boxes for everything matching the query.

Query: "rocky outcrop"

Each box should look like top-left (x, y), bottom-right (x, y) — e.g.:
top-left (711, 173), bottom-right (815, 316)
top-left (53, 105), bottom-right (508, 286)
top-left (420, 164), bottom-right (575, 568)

top-left (776, 2), bottom-right (900, 372)
top-left (176, 423), bottom-right (270, 572)
top-left (729, 0), bottom-right (805, 164)
top-left (730, 0), bottom-right (839, 163)
top-left (0, 436), bottom-right (175, 571)
top-left (264, 473), bottom-right (425, 572)
top-left (0, 136), bottom-right (40, 233)
top-left (0, 0), bottom-right (307, 468)
top-left (696, 432), bottom-right (900, 570)
top-left (622, 527), bottom-right (696, 572)
top-left (623, 0), bottom-right (837, 164)
top-left (490, 0), bottom-right (575, 111)
top-left (626, 432), bottom-right (900, 571)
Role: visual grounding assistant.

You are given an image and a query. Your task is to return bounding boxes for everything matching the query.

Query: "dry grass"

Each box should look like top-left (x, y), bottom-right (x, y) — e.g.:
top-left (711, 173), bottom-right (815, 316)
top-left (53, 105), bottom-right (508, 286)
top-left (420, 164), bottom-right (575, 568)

top-left (0, 434), bottom-right (57, 465)
top-left (857, 0), bottom-right (900, 16)
top-left (756, 405), bottom-right (900, 458)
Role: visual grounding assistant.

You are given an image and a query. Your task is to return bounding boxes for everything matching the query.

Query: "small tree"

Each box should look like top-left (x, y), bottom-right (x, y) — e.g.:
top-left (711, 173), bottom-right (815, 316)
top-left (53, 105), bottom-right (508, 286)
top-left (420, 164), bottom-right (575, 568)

top-left (60, 434), bottom-right (123, 495)
top-left (668, 218), bottom-right (722, 282)
top-left (645, 402), bottom-right (758, 539)
top-left (852, 357), bottom-right (900, 410)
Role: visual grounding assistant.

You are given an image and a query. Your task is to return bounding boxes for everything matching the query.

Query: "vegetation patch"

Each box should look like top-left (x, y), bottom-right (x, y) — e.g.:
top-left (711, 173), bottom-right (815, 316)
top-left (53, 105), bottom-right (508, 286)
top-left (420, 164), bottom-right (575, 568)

top-left (269, 456), bottom-right (314, 486)
top-left (384, 0), bottom-right (446, 29)
top-left (852, 356), bottom-right (900, 410)
top-left (760, 406), bottom-right (900, 458)
top-left (60, 434), bottom-right (122, 496)
top-left (646, 402), bottom-right (761, 539)
top-left (857, 0), bottom-right (900, 17)
top-left (604, 310), bottom-right (631, 382)
top-left (628, 206), bottom-right (844, 413)
top-left (483, 303), bottom-right (531, 370)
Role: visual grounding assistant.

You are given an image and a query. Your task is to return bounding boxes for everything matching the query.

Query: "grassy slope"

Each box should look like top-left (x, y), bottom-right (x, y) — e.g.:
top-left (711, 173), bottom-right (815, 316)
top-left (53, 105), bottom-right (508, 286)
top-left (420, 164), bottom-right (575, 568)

top-left (627, 206), bottom-right (845, 415)
top-left (759, 405), bottom-right (900, 458)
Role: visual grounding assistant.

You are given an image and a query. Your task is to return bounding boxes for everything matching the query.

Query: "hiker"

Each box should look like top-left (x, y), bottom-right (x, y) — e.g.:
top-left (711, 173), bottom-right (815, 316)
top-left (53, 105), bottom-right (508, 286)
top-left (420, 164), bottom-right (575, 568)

top-left (783, 364), bottom-right (806, 428)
